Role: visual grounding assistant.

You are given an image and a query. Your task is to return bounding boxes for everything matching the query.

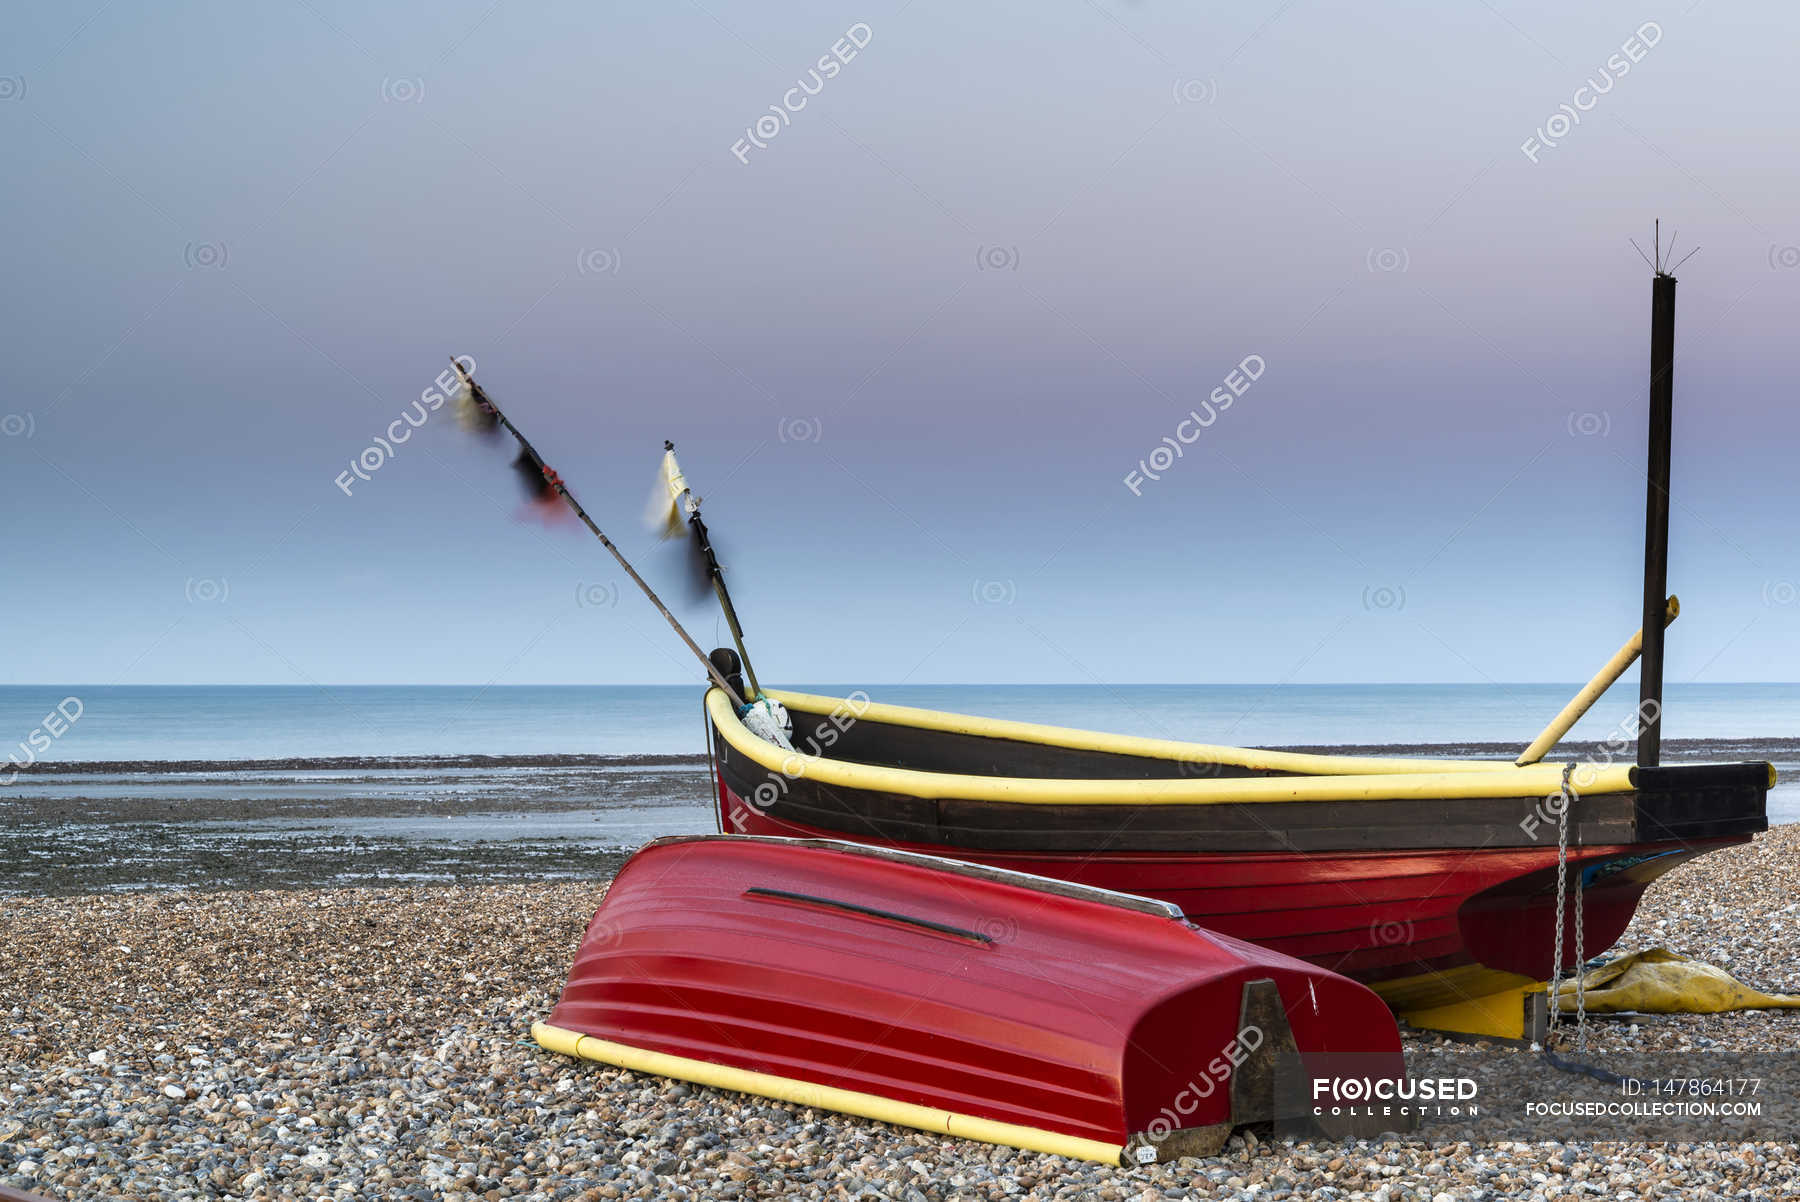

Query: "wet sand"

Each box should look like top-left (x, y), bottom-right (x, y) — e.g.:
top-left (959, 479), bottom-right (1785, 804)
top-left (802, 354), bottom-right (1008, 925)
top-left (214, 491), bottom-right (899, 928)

top-left (0, 756), bottom-right (707, 820)
top-left (0, 762), bottom-right (712, 896)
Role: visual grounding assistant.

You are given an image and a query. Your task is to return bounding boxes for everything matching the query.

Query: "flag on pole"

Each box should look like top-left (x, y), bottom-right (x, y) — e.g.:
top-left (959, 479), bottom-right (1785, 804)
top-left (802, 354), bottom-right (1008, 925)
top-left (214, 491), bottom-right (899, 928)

top-left (646, 444), bottom-right (695, 539)
top-left (450, 361), bottom-right (501, 437)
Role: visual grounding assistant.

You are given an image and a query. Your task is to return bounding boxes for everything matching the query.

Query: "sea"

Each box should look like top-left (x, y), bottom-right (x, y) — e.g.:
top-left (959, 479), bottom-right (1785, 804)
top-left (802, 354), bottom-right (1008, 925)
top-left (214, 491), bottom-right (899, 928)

top-left (3, 683), bottom-right (1794, 893)
top-left (8, 682), bottom-right (1800, 761)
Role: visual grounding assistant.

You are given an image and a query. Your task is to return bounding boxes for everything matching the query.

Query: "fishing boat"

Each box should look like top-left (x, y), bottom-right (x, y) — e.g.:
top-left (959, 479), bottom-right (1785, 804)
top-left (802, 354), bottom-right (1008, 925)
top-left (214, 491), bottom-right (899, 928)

top-left (691, 242), bottom-right (1772, 1038)
top-left (534, 835), bottom-right (1407, 1164)
top-left (704, 680), bottom-right (1770, 1029)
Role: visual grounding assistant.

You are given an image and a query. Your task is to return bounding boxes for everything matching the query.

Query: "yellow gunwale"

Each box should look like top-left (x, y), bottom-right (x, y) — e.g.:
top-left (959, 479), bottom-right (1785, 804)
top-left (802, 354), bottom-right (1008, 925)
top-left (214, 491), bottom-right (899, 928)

top-left (532, 1021), bottom-right (1126, 1165)
top-left (709, 689), bottom-right (1637, 805)
top-left (770, 688), bottom-right (1515, 775)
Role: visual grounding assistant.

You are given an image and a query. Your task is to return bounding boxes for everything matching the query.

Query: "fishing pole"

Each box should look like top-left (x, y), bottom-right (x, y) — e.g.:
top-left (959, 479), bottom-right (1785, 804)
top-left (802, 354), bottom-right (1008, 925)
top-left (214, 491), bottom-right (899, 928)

top-left (661, 441), bottom-right (763, 699)
top-left (448, 358), bottom-right (747, 709)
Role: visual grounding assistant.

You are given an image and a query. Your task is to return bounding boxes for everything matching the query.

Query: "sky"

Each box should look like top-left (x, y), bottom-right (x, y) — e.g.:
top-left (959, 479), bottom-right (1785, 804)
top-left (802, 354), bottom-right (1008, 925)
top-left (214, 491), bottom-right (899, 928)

top-left (2, 0), bottom-right (1798, 686)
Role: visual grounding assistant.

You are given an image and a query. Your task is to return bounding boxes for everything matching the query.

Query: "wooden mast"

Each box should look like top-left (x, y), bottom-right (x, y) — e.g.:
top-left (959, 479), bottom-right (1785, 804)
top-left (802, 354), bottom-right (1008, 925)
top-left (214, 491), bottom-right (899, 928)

top-left (1638, 226), bottom-right (1677, 767)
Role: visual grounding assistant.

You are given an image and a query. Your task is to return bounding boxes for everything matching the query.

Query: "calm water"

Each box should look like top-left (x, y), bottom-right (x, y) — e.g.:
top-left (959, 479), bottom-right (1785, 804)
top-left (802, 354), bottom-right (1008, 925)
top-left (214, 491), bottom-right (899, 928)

top-left (5, 682), bottom-right (1800, 762)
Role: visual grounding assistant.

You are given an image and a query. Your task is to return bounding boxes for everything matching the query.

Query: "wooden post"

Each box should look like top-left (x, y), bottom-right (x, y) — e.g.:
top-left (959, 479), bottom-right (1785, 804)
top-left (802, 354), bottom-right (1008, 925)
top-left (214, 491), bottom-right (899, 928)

top-left (1638, 269), bottom-right (1677, 767)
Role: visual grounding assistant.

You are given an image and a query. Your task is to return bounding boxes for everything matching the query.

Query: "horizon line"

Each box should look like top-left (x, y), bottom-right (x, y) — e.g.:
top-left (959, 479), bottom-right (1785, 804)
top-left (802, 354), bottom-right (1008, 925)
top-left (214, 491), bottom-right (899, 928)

top-left (4, 681), bottom-right (1797, 689)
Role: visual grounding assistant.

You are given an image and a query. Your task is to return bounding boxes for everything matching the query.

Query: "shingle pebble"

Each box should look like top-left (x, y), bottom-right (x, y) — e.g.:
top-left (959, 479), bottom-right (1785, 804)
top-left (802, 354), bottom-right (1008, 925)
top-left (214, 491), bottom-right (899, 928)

top-left (2, 829), bottom-right (1796, 1199)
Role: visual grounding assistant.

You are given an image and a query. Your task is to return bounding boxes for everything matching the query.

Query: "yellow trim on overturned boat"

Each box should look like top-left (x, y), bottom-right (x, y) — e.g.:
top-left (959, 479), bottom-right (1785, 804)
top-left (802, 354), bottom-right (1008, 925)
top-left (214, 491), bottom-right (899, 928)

top-left (532, 1021), bottom-right (1127, 1166)
top-left (709, 690), bottom-right (1638, 805)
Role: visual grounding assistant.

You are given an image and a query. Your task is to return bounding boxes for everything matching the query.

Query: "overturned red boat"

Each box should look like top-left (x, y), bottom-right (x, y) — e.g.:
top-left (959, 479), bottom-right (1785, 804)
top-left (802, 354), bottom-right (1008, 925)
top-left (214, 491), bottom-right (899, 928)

top-left (535, 835), bottom-right (1406, 1163)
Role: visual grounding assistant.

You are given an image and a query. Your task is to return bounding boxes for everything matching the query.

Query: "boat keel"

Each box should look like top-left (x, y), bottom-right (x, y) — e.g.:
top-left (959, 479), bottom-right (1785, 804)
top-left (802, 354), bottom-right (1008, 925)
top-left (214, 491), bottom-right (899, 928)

top-left (1399, 982), bottom-right (1551, 1043)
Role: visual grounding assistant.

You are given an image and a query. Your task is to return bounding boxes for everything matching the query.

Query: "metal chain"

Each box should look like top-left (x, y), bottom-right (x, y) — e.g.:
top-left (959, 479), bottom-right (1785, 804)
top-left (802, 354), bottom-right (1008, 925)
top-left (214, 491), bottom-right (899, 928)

top-left (1547, 763), bottom-right (1574, 1046)
top-left (1573, 773), bottom-right (1588, 1052)
top-left (1541, 762), bottom-right (1655, 1082)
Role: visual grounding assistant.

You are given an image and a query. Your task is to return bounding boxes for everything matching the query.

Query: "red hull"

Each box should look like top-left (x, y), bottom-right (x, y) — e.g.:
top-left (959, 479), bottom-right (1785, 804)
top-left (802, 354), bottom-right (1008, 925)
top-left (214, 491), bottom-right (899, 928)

top-left (543, 837), bottom-right (1403, 1158)
top-left (718, 777), bottom-right (1728, 1010)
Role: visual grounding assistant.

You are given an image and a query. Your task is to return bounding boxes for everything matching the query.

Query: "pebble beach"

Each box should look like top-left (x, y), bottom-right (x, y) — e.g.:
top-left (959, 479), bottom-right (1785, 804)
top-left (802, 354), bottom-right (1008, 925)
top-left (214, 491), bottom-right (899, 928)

top-left (4, 828), bottom-right (1798, 1201)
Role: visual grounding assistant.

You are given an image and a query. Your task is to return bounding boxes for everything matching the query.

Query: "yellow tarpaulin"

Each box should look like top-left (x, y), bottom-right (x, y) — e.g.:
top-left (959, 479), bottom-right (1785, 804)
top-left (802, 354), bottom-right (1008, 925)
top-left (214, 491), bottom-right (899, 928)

top-left (1553, 948), bottom-right (1800, 1014)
